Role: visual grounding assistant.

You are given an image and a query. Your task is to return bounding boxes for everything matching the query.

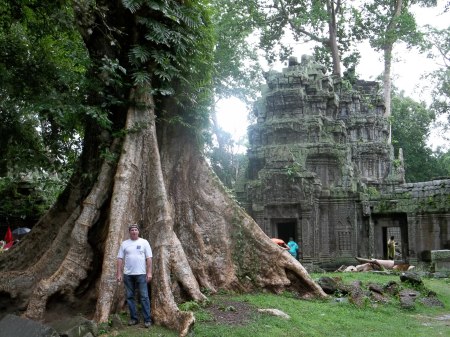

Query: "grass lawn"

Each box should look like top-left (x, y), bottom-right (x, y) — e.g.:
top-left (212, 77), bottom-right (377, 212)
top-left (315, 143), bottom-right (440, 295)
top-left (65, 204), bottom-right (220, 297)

top-left (101, 272), bottom-right (450, 337)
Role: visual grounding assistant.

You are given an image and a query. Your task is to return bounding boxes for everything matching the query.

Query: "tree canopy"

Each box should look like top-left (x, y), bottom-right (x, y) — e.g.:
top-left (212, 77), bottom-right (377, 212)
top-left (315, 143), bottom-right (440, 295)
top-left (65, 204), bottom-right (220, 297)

top-left (391, 91), bottom-right (448, 182)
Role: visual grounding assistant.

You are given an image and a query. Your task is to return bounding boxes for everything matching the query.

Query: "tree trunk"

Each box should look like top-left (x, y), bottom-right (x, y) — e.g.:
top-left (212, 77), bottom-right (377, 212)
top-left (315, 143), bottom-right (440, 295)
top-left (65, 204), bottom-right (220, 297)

top-left (383, 45), bottom-right (393, 119)
top-left (0, 87), bottom-right (326, 335)
top-left (383, 0), bottom-right (403, 118)
top-left (327, 0), bottom-right (342, 78)
top-left (0, 1), bottom-right (327, 336)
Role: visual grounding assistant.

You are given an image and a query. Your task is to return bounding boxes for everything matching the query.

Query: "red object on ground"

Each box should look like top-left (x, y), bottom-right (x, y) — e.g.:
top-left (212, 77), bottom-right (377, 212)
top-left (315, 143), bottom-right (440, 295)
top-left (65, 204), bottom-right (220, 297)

top-left (4, 241), bottom-right (13, 250)
top-left (4, 226), bottom-right (13, 243)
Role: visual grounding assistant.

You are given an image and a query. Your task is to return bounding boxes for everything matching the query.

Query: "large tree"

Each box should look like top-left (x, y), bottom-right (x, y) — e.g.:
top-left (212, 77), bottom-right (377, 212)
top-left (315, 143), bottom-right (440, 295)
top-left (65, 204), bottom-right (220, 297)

top-left (0, 1), bottom-right (325, 335)
top-left (360, 0), bottom-right (437, 117)
top-left (424, 25), bottom-right (450, 122)
top-left (0, 1), bottom-right (87, 226)
top-left (258, 0), bottom-right (365, 78)
top-left (391, 91), bottom-right (447, 181)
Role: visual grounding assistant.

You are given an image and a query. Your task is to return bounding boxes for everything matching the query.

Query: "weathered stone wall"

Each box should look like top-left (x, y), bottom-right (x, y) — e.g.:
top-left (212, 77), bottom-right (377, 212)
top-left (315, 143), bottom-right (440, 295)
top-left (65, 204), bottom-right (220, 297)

top-left (366, 179), bottom-right (450, 263)
top-left (239, 55), bottom-right (450, 268)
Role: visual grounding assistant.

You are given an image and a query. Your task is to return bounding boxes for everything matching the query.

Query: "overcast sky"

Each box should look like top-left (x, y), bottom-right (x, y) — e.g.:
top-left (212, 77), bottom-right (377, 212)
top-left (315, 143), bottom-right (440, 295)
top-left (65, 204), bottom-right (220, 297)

top-left (217, 2), bottom-right (450, 151)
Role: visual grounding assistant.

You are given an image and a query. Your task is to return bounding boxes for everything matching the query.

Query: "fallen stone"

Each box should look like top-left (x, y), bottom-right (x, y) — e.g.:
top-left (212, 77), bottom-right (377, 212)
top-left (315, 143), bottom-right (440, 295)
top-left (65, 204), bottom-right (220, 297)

top-left (399, 289), bottom-right (420, 309)
top-left (345, 280), bottom-right (367, 307)
top-left (370, 292), bottom-right (389, 304)
top-left (0, 314), bottom-right (59, 337)
top-left (383, 280), bottom-right (399, 296)
top-left (317, 276), bottom-right (340, 294)
top-left (258, 309), bottom-right (290, 319)
top-left (400, 272), bottom-right (423, 286)
top-left (355, 263), bottom-right (372, 272)
top-left (432, 271), bottom-right (450, 278)
top-left (431, 249), bottom-right (450, 272)
top-left (368, 283), bottom-right (384, 294)
top-left (109, 313), bottom-right (124, 329)
top-left (48, 315), bottom-right (98, 337)
top-left (333, 297), bottom-right (349, 304)
top-left (335, 265), bottom-right (347, 272)
top-left (420, 296), bottom-right (445, 308)
top-left (392, 264), bottom-right (411, 271)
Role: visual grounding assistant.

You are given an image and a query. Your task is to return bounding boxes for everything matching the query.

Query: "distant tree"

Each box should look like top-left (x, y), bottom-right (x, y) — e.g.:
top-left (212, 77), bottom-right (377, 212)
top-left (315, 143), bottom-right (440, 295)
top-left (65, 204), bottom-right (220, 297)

top-left (360, 0), bottom-right (437, 117)
top-left (0, 1), bottom-right (88, 222)
top-left (423, 25), bottom-right (450, 124)
top-left (258, 0), bottom-right (364, 77)
top-left (208, 119), bottom-right (246, 190)
top-left (207, 0), bottom-right (263, 189)
top-left (210, 0), bottom-right (263, 105)
top-left (433, 148), bottom-right (450, 177)
top-left (391, 92), bottom-right (447, 181)
top-left (0, 2), bottom-right (87, 176)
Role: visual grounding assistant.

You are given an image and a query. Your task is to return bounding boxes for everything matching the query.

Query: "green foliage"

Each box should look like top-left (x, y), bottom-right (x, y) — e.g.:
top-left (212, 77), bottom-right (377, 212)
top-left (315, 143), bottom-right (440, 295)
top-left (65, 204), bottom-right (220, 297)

top-left (366, 186), bottom-right (380, 197)
top-left (0, 1), bottom-right (87, 177)
top-left (360, 1), bottom-right (436, 51)
top-left (285, 162), bottom-right (302, 180)
top-left (186, 273), bottom-right (449, 337)
top-left (121, 0), bottom-right (215, 131)
top-left (423, 25), bottom-right (450, 124)
top-left (209, 0), bottom-right (264, 106)
top-left (0, 174), bottom-right (67, 222)
top-left (258, 0), bottom-right (363, 75)
top-left (91, 273), bottom-right (450, 336)
top-left (179, 300), bottom-right (201, 312)
top-left (0, 2), bottom-right (88, 222)
top-left (207, 124), bottom-right (247, 190)
top-left (391, 91), bottom-right (447, 182)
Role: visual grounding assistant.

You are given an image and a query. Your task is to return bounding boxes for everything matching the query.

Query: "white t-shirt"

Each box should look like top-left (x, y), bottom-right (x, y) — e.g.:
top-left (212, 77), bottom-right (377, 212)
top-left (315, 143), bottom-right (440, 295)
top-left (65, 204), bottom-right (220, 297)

top-left (117, 238), bottom-right (152, 275)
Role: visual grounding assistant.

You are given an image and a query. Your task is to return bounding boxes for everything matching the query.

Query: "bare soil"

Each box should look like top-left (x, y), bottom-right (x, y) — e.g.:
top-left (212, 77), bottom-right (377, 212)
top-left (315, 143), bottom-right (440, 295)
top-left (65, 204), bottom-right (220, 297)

top-left (203, 299), bottom-right (255, 325)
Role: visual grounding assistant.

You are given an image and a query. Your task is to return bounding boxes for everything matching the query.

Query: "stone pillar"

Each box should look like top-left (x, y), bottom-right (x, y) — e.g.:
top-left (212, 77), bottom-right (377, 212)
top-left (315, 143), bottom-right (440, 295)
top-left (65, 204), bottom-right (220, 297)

top-left (407, 214), bottom-right (418, 264)
top-left (320, 205), bottom-right (330, 257)
top-left (301, 210), bottom-right (313, 261)
top-left (432, 217), bottom-right (441, 249)
top-left (368, 214), bottom-right (375, 258)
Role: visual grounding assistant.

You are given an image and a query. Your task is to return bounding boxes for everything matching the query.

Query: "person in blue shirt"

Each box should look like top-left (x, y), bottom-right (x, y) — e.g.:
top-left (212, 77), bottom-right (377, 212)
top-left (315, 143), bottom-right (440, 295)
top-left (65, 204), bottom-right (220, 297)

top-left (287, 237), bottom-right (299, 259)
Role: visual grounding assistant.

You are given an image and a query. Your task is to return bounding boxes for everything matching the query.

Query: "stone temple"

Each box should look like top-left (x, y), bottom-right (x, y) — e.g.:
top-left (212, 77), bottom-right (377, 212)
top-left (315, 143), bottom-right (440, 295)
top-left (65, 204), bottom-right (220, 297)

top-left (237, 55), bottom-right (450, 269)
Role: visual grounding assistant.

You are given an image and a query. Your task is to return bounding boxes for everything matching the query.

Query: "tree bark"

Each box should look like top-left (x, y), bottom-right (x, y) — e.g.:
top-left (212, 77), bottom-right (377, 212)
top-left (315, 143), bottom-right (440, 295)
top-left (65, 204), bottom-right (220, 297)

top-left (0, 1), bottom-right (327, 336)
top-left (383, 0), bottom-right (403, 118)
top-left (327, 0), bottom-right (342, 78)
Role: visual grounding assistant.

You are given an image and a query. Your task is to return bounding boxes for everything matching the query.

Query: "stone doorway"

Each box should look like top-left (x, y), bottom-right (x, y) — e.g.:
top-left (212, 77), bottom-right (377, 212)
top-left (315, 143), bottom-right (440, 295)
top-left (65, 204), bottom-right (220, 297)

top-left (271, 219), bottom-right (297, 245)
top-left (383, 227), bottom-right (403, 260)
top-left (373, 213), bottom-right (408, 261)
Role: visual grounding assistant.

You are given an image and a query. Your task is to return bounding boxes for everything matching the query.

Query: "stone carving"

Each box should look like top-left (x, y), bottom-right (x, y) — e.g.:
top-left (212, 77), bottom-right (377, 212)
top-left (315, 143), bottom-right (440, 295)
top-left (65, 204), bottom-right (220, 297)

top-left (238, 55), bottom-right (450, 268)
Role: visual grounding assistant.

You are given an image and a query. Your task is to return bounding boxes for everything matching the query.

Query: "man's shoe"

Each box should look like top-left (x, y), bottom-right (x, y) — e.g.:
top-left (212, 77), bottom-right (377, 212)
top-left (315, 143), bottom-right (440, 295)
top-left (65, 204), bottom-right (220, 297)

top-left (128, 319), bottom-right (138, 326)
top-left (144, 321), bottom-right (152, 328)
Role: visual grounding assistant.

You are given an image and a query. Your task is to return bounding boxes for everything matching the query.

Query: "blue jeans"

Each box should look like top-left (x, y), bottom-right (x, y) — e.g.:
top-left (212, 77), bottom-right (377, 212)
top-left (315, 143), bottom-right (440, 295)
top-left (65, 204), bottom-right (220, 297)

top-left (123, 274), bottom-right (151, 323)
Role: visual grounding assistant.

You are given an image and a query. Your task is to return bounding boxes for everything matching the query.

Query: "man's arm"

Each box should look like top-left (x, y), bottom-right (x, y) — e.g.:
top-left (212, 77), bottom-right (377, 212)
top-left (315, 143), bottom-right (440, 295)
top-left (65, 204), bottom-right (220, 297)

top-left (146, 257), bottom-right (152, 282)
top-left (117, 258), bottom-right (123, 282)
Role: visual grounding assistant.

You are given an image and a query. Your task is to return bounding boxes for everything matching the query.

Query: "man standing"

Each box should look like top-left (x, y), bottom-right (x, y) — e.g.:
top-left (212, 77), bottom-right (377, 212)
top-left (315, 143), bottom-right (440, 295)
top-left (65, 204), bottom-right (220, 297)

top-left (117, 223), bottom-right (153, 328)
top-left (287, 237), bottom-right (299, 259)
top-left (387, 236), bottom-right (396, 260)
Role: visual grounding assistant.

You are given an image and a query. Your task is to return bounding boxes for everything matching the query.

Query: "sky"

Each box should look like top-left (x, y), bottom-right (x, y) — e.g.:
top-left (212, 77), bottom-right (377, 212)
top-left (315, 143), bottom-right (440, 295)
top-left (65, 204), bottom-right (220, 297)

top-left (216, 2), bottom-right (450, 151)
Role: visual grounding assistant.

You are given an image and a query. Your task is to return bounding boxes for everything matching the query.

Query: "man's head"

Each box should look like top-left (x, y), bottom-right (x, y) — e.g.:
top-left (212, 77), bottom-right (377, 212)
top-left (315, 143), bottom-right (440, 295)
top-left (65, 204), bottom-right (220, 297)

top-left (128, 223), bottom-right (140, 240)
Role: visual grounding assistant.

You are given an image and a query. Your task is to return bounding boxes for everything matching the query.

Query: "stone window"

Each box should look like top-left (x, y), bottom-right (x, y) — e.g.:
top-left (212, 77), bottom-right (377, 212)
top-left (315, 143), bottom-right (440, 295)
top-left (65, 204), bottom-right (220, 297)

top-left (337, 230), bottom-right (352, 251)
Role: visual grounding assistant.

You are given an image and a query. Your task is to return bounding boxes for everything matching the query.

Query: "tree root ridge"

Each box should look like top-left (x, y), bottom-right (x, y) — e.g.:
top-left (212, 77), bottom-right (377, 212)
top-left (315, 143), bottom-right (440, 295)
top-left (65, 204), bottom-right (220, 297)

top-left (23, 153), bottom-right (116, 320)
